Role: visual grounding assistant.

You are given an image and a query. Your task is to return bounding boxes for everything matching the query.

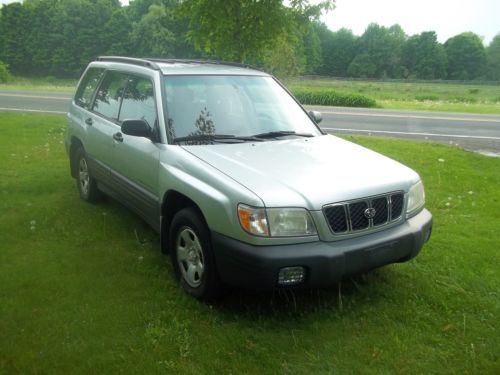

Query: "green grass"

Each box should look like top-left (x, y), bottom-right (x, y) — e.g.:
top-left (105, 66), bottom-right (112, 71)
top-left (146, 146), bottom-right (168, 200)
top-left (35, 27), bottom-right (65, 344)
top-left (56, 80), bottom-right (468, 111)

top-left (287, 78), bottom-right (500, 114)
top-left (0, 75), bottom-right (76, 92)
top-left (1, 113), bottom-right (499, 373)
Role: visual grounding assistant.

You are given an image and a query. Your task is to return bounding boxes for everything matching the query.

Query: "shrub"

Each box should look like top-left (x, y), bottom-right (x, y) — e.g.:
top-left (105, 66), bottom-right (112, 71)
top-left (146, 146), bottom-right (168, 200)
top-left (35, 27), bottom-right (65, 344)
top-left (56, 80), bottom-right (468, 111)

top-left (415, 94), bottom-right (439, 101)
top-left (449, 96), bottom-right (478, 104)
top-left (290, 88), bottom-right (377, 108)
top-left (0, 61), bottom-right (12, 83)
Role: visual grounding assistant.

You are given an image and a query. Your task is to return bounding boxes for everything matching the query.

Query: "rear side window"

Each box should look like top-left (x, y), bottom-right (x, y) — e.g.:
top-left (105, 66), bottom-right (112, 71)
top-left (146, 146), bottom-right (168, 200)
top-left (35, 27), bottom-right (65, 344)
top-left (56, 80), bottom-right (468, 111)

top-left (119, 76), bottom-right (157, 128)
top-left (92, 71), bottom-right (127, 121)
top-left (74, 68), bottom-right (104, 109)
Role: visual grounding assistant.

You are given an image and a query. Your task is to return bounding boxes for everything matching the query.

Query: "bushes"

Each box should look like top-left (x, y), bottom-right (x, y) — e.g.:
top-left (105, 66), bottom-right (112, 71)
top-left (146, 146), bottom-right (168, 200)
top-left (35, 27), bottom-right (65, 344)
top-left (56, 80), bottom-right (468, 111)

top-left (0, 61), bottom-right (13, 83)
top-left (290, 88), bottom-right (377, 108)
top-left (415, 94), bottom-right (439, 101)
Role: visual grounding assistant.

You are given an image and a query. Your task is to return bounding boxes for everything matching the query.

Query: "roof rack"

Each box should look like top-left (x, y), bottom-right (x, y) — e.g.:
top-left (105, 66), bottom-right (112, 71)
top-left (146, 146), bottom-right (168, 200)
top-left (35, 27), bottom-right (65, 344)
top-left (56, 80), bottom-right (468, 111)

top-left (146, 58), bottom-right (263, 72)
top-left (96, 56), bottom-right (264, 73)
top-left (96, 56), bottom-right (161, 70)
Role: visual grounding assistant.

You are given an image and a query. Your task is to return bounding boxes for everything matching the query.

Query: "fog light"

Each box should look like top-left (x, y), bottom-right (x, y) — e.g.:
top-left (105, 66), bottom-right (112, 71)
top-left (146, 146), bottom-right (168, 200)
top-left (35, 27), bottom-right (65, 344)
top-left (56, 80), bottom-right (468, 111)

top-left (277, 266), bottom-right (306, 286)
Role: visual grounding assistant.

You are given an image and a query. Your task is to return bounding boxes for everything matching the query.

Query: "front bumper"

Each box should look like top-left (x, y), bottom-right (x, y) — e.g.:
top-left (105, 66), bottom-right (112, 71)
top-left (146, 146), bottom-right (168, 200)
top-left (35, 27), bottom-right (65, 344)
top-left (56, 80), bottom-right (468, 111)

top-left (212, 209), bottom-right (432, 290)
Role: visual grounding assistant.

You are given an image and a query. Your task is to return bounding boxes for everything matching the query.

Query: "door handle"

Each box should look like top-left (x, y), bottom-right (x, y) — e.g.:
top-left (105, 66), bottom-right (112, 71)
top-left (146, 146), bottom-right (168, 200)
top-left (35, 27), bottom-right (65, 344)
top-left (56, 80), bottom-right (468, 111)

top-left (113, 132), bottom-right (123, 142)
top-left (85, 117), bottom-right (93, 126)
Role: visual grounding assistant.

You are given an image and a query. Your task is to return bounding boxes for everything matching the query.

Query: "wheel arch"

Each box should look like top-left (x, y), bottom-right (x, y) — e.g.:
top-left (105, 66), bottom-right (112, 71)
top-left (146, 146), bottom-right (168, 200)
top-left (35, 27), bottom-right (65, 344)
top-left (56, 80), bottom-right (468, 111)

top-left (69, 137), bottom-right (84, 178)
top-left (160, 190), bottom-right (208, 254)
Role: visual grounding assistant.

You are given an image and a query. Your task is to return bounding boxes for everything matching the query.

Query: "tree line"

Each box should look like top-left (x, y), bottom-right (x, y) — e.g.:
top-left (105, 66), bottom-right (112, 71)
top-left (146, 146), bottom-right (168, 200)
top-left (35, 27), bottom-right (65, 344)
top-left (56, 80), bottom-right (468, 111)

top-left (0, 0), bottom-right (499, 81)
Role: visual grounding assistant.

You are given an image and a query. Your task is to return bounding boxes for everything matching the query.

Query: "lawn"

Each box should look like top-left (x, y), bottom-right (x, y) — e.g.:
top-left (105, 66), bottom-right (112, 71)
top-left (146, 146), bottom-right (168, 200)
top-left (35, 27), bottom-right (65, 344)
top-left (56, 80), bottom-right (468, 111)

top-left (286, 78), bottom-right (500, 114)
top-left (0, 113), bottom-right (499, 373)
top-left (0, 76), bottom-right (76, 93)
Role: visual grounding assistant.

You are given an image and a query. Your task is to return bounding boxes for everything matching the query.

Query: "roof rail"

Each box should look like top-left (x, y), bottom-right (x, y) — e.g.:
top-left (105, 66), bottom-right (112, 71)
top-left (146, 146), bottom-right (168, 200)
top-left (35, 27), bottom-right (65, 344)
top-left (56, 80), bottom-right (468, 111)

top-left (96, 56), bottom-right (161, 70)
top-left (146, 58), bottom-right (263, 72)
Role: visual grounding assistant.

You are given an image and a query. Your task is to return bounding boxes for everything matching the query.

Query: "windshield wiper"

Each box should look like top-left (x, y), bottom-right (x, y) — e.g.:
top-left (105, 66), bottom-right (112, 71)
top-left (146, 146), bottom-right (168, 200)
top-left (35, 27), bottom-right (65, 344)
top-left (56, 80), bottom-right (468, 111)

top-left (173, 134), bottom-right (263, 144)
top-left (251, 130), bottom-right (314, 139)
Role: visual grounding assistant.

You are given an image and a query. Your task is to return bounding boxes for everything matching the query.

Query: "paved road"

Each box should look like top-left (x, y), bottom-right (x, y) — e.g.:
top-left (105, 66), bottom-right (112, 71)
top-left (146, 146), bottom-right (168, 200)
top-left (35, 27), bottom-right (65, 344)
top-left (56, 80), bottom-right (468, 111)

top-left (308, 105), bottom-right (500, 156)
top-left (1, 89), bottom-right (500, 155)
top-left (0, 90), bottom-right (72, 113)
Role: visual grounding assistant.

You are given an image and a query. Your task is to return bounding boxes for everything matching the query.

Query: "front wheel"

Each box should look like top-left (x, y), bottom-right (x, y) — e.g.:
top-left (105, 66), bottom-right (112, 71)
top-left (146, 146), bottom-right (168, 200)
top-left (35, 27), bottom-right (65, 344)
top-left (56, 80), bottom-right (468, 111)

top-left (169, 207), bottom-right (221, 300)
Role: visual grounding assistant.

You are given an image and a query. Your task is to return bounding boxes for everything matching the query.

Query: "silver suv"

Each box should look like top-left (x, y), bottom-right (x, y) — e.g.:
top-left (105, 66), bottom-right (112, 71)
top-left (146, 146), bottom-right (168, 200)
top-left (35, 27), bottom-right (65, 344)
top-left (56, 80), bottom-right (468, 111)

top-left (66, 57), bottom-right (432, 300)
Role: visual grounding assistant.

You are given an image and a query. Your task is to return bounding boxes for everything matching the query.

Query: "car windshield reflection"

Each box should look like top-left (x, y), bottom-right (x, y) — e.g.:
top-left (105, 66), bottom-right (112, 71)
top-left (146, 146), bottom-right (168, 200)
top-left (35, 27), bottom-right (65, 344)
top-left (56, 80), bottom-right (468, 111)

top-left (163, 75), bottom-right (321, 143)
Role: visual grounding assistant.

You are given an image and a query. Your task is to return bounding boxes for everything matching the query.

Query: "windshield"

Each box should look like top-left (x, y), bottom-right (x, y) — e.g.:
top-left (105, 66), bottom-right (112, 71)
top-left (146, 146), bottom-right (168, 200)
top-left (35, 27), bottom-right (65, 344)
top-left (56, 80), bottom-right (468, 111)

top-left (162, 75), bottom-right (321, 143)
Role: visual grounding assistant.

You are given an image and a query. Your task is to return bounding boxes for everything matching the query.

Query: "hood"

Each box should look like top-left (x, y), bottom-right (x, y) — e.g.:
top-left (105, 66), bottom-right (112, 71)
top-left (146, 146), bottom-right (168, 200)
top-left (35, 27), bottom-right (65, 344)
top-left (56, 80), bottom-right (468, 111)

top-left (182, 135), bottom-right (420, 209)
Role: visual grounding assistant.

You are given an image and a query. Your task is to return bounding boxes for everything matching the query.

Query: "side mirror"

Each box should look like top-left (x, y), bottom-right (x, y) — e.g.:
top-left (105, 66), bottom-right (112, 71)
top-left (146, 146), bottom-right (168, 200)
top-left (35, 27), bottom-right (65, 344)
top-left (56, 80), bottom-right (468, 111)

top-left (308, 110), bottom-right (323, 124)
top-left (121, 119), bottom-right (152, 138)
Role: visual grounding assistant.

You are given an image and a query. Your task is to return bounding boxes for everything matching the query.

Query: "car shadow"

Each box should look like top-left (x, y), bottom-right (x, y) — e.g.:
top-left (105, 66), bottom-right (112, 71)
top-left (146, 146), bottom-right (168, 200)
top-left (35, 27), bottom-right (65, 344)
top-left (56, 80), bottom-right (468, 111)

top-left (210, 270), bottom-right (393, 321)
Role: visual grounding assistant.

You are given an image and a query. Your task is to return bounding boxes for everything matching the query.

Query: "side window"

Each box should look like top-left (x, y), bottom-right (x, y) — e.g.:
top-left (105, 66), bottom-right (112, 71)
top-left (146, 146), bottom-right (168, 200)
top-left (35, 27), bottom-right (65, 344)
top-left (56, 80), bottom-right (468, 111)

top-left (74, 68), bottom-right (104, 109)
top-left (119, 76), bottom-right (157, 128)
top-left (92, 71), bottom-right (127, 121)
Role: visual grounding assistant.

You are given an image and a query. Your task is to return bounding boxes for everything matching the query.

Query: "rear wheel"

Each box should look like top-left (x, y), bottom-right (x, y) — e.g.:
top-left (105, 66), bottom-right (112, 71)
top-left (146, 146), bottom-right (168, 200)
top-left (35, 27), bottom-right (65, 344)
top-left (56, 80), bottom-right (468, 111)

top-left (75, 147), bottom-right (102, 203)
top-left (170, 207), bottom-right (221, 300)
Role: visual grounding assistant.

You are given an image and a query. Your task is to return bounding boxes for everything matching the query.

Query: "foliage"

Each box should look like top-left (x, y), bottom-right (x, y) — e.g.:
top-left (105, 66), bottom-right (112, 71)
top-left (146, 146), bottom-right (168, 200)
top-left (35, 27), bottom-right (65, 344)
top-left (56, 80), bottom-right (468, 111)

top-left (261, 34), bottom-right (304, 78)
top-left (129, 3), bottom-right (176, 57)
top-left (403, 31), bottom-right (447, 79)
top-left (347, 53), bottom-right (377, 78)
top-left (348, 23), bottom-right (407, 79)
top-left (486, 33), bottom-right (500, 80)
top-left (0, 60), bottom-right (12, 83)
top-left (1, 113), bottom-right (499, 373)
top-left (0, 0), bottom-right (498, 81)
top-left (287, 78), bottom-right (500, 114)
top-left (444, 32), bottom-right (487, 80)
top-left (179, 0), bottom-right (288, 63)
top-left (0, 3), bottom-right (30, 74)
top-left (316, 26), bottom-right (357, 77)
top-left (178, 0), bottom-right (334, 75)
top-left (291, 87), bottom-right (376, 107)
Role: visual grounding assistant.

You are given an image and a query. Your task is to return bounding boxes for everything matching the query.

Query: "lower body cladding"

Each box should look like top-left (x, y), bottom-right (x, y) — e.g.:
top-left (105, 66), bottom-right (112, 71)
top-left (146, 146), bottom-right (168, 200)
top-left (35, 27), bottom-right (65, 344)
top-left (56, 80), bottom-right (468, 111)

top-left (212, 209), bottom-right (432, 290)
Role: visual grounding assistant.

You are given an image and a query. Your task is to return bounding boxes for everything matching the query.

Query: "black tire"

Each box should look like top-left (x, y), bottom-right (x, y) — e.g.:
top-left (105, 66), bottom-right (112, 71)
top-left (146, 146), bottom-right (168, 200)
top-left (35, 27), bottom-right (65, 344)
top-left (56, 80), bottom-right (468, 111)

top-left (169, 207), bottom-right (221, 301)
top-left (74, 147), bottom-right (102, 203)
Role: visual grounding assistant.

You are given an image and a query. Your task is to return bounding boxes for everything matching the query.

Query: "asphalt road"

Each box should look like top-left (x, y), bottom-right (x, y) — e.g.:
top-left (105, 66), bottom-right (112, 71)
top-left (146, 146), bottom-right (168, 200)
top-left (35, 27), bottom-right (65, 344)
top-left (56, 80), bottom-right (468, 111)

top-left (1, 89), bottom-right (500, 156)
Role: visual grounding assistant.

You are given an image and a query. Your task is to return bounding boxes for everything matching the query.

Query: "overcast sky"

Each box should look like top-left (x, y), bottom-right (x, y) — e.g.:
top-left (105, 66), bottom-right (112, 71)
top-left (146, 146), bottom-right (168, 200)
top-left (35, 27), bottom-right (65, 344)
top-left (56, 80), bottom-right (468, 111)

top-left (1, 0), bottom-right (499, 45)
top-left (321, 0), bottom-right (500, 45)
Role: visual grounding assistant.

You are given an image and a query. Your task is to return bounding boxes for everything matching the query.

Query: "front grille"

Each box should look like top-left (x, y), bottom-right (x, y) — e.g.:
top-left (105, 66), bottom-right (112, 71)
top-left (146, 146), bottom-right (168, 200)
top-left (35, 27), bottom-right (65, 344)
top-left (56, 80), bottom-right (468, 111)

top-left (323, 192), bottom-right (404, 234)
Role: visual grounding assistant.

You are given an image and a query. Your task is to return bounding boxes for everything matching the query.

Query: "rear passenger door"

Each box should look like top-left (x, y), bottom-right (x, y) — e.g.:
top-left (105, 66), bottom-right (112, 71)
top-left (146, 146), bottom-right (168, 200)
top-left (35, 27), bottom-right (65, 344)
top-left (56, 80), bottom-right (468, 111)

top-left (109, 74), bottom-right (161, 230)
top-left (86, 70), bottom-right (128, 183)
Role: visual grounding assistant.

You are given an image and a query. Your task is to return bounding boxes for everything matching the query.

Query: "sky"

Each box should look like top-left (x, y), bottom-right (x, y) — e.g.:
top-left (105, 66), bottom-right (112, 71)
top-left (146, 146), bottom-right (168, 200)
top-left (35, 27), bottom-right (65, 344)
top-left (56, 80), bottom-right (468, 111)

top-left (321, 0), bottom-right (500, 45)
top-left (1, 0), bottom-right (499, 45)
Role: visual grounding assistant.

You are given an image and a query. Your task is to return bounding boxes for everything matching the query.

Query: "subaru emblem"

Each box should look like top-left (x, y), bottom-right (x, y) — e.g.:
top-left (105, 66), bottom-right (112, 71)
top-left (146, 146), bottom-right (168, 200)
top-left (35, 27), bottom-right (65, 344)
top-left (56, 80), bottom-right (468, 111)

top-left (364, 207), bottom-right (377, 219)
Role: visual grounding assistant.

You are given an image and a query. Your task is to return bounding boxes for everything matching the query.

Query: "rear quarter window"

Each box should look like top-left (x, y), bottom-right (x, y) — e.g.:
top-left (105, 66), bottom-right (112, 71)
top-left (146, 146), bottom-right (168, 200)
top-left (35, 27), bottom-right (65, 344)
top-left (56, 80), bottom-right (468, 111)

top-left (74, 68), bottom-right (104, 109)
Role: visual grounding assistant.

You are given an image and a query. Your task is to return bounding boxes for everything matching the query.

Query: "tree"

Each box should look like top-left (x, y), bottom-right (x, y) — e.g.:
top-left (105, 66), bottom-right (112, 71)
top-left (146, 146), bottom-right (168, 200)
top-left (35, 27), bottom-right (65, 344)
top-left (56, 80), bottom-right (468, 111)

top-left (403, 31), bottom-right (447, 79)
top-left (0, 3), bottom-right (31, 74)
top-left (347, 23), bottom-right (406, 78)
top-left (316, 26), bottom-right (357, 76)
top-left (102, 6), bottom-right (133, 56)
top-left (22, 0), bottom-right (120, 77)
top-left (486, 33), bottom-right (500, 80)
top-left (129, 3), bottom-right (176, 57)
top-left (444, 32), bottom-right (486, 80)
top-left (0, 60), bottom-right (12, 83)
top-left (347, 53), bottom-right (376, 78)
top-left (301, 23), bottom-right (322, 74)
top-left (178, 0), bottom-right (334, 66)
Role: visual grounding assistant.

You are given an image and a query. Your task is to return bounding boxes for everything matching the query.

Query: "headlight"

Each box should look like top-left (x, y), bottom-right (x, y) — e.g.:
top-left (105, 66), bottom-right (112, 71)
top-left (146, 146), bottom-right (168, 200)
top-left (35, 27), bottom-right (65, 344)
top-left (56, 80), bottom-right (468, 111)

top-left (407, 180), bottom-right (425, 216)
top-left (237, 205), bottom-right (317, 237)
top-left (267, 208), bottom-right (317, 237)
